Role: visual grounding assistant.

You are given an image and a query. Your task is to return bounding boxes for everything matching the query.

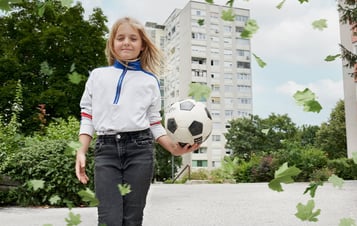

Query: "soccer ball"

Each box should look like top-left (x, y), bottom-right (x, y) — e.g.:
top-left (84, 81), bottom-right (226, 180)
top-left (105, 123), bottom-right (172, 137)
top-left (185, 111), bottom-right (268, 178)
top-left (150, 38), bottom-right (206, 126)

top-left (165, 99), bottom-right (212, 147)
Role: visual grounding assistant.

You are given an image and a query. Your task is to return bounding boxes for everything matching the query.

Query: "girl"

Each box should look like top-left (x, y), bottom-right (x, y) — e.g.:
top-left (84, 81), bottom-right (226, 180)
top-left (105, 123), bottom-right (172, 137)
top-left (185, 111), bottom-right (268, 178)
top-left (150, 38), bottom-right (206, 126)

top-left (75, 17), bottom-right (199, 226)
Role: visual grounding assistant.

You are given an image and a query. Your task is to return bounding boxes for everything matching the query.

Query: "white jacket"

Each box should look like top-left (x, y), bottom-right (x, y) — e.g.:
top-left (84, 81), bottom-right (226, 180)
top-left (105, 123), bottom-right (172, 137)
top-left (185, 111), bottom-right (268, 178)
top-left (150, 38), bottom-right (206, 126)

top-left (79, 60), bottom-right (166, 139)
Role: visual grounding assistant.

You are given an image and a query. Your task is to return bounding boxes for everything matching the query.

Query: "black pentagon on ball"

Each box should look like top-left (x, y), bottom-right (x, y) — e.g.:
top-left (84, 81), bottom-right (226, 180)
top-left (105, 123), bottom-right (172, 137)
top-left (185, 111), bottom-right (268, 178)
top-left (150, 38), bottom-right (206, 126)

top-left (180, 100), bottom-right (195, 111)
top-left (188, 120), bottom-right (203, 136)
top-left (204, 107), bottom-right (212, 120)
top-left (167, 118), bottom-right (178, 133)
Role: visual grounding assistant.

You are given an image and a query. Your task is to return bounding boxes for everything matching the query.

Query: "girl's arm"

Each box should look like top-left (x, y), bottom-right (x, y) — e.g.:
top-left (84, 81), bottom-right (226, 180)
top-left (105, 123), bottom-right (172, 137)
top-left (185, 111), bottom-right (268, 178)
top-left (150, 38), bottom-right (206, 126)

top-left (75, 134), bottom-right (92, 184)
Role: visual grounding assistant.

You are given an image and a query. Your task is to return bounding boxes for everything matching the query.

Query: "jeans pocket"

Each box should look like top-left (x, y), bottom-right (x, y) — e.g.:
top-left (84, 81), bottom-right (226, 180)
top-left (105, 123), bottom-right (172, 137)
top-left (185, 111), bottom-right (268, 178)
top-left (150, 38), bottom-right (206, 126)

top-left (94, 140), bottom-right (103, 156)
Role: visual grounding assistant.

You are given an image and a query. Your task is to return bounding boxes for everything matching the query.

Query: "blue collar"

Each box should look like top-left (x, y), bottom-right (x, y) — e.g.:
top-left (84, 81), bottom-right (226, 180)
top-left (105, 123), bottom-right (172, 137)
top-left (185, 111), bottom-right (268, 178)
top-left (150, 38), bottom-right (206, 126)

top-left (113, 60), bottom-right (142, 70)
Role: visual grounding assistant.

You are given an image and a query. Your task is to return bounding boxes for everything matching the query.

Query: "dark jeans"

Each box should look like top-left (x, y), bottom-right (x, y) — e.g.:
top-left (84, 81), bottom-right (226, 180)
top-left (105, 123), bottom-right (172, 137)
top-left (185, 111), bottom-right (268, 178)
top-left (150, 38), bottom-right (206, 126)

top-left (94, 129), bottom-right (154, 226)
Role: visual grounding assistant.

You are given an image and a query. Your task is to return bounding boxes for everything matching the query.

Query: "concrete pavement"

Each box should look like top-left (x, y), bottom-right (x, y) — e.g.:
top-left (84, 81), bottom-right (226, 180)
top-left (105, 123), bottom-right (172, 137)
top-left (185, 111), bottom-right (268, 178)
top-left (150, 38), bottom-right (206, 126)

top-left (0, 181), bottom-right (356, 226)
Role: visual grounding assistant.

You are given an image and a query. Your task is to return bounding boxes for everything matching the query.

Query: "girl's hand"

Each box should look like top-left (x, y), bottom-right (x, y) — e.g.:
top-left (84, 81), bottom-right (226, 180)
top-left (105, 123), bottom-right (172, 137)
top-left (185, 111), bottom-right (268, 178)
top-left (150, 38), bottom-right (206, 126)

top-left (171, 143), bottom-right (201, 156)
top-left (75, 150), bottom-right (89, 184)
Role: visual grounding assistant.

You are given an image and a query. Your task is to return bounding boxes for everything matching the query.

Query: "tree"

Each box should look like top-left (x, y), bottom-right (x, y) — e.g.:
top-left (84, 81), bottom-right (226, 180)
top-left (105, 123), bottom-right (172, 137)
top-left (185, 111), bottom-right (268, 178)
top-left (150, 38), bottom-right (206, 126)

top-left (315, 100), bottom-right (347, 159)
top-left (0, 0), bottom-right (108, 134)
top-left (225, 115), bottom-right (266, 160)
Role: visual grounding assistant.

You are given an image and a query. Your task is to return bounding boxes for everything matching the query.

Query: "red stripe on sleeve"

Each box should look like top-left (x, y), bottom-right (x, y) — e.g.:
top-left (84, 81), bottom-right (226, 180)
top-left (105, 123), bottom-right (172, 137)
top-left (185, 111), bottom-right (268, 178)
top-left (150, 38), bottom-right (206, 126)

top-left (150, 121), bottom-right (161, 126)
top-left (81, 112), bottom-right (92, 119)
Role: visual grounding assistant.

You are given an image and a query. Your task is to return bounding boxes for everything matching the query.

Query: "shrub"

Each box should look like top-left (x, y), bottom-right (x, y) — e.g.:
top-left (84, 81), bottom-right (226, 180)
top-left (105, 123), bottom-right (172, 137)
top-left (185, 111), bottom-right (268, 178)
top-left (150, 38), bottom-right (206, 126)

top-left (250, 155), bottom-right (279, 182)
top-left (327, 158), bottom-right (357, 180)
top-left (0, 117), bottom-right (95, 207)
top-left (275, 147), bottom-right (328, 181)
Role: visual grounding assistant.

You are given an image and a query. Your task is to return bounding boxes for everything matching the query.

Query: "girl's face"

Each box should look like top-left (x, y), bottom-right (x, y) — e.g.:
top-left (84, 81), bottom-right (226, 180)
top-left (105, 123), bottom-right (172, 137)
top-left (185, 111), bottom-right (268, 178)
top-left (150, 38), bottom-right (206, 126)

top-left (114, 23), bottom-right (144, 61)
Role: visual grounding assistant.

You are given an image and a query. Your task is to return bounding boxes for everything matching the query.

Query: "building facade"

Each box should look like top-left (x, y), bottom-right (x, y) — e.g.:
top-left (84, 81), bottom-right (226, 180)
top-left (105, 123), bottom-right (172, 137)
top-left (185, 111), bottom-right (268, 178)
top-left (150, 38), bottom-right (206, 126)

top-left (162, 1), bottom-right (252, 169)
top-left (339, 1), bottom-right (357, 158)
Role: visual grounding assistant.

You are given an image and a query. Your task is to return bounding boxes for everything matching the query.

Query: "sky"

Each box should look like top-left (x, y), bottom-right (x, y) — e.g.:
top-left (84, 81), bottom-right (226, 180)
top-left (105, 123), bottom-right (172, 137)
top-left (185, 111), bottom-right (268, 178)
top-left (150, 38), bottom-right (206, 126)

top-left (80, 0), bottom-right (344, 126)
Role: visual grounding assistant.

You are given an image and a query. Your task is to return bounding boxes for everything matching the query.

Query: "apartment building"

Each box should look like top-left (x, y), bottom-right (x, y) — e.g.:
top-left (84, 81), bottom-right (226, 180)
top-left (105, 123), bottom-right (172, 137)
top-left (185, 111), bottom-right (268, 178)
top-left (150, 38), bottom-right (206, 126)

top-left (339, 1), bottom-right (357, 158)
top-left (161, 1), bottom-right (252, 170)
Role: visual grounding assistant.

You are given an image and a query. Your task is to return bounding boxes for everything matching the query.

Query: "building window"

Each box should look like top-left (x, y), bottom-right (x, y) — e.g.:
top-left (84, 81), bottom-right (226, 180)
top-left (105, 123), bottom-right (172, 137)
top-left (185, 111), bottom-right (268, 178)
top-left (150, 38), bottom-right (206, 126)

top-left (224, 85), bottom-right (233, 92)
top-left (210, 110), bottom-right (220, 117)
top-left (192, 9), bottom-right (206, 16)
top-left (192, 57), bottom-right (207, 65)
top-left (192, 160), bottom-right (208, 167)
top-left (225, 110), bottom-right (234, 117)
top-left (192, 69), bottom-right (207, 77)
top-left (212, 135), bottom-right (221, 141)
top-left (236, 38), bottom-right (250, 46)
top-left (237, 61), bottom-right (250, 69)
top-left (193, 147), bottom-right (207, 154)
top-left (224, 25), bottom-right (232, 33)
top-left (237, 73), bottom-right (251, 80)
top-left (211, 59), bottom-right (219, 66)
top-left (211, 73), bottom-right (220, 79)
top-left (211, 84), bottom-right (220, 92)
top-left (236, 15), bottom-right (248, 23)
top-left (238, 98), bottom-right (252, 104)
top-left (192, 32), bottom-right (206, 40)
top-left (237, 85), bottom-right (251, 92)
top-left (224, 73), bottom-right (233, 81)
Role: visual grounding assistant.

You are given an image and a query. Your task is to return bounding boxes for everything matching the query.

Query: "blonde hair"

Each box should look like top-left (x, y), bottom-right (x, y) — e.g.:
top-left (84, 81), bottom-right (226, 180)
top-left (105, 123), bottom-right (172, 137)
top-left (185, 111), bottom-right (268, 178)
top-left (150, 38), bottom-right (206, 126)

top-left (105, 17), bottom-right (163, 75)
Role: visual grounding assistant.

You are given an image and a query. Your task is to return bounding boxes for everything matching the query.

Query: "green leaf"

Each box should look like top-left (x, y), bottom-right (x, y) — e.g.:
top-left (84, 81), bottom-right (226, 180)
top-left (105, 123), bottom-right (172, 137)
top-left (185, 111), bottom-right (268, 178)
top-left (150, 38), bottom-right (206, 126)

top-left (325, 54), bottom-right (341, 62)
top-left (293, 88), bottom-right (322, 113)
top-left (312, 19), bottom-right (327, 31)
top-left (49, 195), bottom-right (61, 205)
top-left (188, 83), bottom-right (211, 101)
top-left (60, 0), bottom-right (73, 8)
top-left (268, 162), bottom-right (301, 192)
top-left (40, 61), bottom-right (54, 76)
top-left (0, 0), bottom-right (22, 11)
top-left (205, 0), bottom-right (214, 4)
top-left (253, 53), bottom-right (266, 68)
top-left (221, 8), bottom-right (235, 21)
top-left (241, 19), bottom-right (259, 39)
top-left (28, 179), bottom-right (45, 191)
top-left (352, 152), bottom-right (357, 164)
top-left (65, 141), bottom-right (81, 156)
top-left (298, 0), bottom-right (309, 3)
top-left (295, 200), bottom-right (321, 222)
top-left (65, 211), bottom-right (81, 226)
top-left (43, 224), bottom-right (53, 226)
top-left (328, 174), bottom-right (344, 189)
top-left (225, 0), bottom-right (234, 7)
top-left (70, 63), bottom-right (76, 73)
top-left (118, 183), bottom-right (131, 196)
top-left (339, 218), bottom-right (357, 226)
top-left (303, 181), bottom-right (323, 198)
top-left (68, 72), bottom-right (85, 85)
top-left (198, 19), bottom-right (205, 26)
top-left (37, 2), bottom-right (47, 17)
top-left (78, 188), bottom-right (99, 207)
top-left (276, 0), bottom-right (286, 9)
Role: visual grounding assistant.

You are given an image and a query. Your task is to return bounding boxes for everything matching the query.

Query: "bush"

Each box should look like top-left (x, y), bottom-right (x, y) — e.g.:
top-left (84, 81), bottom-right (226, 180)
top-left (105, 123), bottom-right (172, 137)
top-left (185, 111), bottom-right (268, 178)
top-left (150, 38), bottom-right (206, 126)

top-left (275, 147), bottom-right (328, 181)
top-left (0, 117), bottom-right (95, 207)
top-left (250, 155), bottom-right (279, 182)
top-left (327, 158), bottom-right (357, 180)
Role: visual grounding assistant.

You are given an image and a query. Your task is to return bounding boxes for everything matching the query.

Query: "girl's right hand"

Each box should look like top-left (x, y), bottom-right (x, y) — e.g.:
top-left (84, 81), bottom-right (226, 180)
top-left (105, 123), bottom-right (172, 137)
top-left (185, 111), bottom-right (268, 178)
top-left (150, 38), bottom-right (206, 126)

top-left (75, 150), bottom-right (89, 184)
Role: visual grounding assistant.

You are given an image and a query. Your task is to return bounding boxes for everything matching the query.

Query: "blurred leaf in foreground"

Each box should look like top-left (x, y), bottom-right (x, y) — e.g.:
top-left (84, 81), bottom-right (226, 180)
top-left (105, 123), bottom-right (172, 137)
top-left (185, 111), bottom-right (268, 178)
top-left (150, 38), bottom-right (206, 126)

top-left (328, 174), bottom-right (344, 189)
top-left (339, 218), bottom-right (357, 226)
top-left (295, 199), bottom-right (321, 222)
top-left (312, 19), bottom-right (327, 30)
top-left (303, 181), bottom-right (323, 198)
top-left (293, 88), bottom-right (322, 113)
top-left (78, 188), bottom-right (99, 207)
top-left (268, 162), bottom-right (301, 192)
top-left (253, 53), bottom-right (266, 68)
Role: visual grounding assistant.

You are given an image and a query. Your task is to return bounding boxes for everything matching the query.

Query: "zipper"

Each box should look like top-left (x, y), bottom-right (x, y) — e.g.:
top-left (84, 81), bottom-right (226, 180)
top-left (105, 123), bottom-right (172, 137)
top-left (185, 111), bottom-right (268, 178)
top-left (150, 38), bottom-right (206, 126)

top-left (113, 67), bottom-right (128, 104)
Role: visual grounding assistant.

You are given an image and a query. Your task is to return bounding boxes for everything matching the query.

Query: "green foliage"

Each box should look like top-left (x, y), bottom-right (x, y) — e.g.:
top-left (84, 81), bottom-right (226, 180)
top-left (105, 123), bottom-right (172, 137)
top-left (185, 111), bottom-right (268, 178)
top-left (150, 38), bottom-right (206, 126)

top-left (240, 19), bottom-right (259, 39)
top-left (250, 155), bottom-right (279, 182)
top-left (325, 54), bottom-right (341, 62)
top-left (0, 117), bottom-right (95, 207)
top-left (268, 162), bottom-right (301, 192)
top-left (221, 8), bottom-right (235, 21)
top-left (65, 211), bottom-right (82, 226)
top-left (327, 158), bottom-right (357, 180)
top-left (339, 218), bottom-right (357, 226)
top-left (295, 200), bottom-right (321, 222)
top-left (78, 188), bottom-right (98, 207)
top-left (0, 0), bottom-right (108, 134)
top-left (315, 100), bottom-right (347, 159)
top-left (118, 184), bottom-right (131, 196)
top-left (303, 181), bottom-right (323, 198)
top-left (275, 147), bottom-right (328, 181)
top-left (328, 174), bottom-right (344, 189)
top-left (293, 88), bottom-right (322, 113)
top-left (312, 19), bottom-right (327, 30)
top-left (252, 53), bottom-right (266, 68)
top-left (197, 19), bottom-right (204, 26)
top-left (188, 83), bottom-right (211, 101)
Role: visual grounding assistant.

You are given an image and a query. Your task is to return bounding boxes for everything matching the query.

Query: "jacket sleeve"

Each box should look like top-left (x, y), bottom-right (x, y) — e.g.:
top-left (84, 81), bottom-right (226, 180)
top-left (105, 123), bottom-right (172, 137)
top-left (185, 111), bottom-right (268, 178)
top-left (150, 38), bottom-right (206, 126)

top-left (79, 74), bottom-right (95, 137)
top-left (148, 82), bottom-right (167, 140)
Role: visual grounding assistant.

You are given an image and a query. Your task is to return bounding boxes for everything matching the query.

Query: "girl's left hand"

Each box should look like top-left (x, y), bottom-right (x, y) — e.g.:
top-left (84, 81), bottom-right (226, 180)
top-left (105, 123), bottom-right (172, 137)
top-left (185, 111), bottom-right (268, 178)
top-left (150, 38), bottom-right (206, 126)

top-left (171, 143), bottom-right (201, 156)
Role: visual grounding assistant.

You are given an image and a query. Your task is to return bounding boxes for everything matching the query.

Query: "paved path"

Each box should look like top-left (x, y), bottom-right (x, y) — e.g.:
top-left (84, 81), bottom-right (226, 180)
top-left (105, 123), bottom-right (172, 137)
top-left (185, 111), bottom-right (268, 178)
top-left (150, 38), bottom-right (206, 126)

top-left (0, 181), bottom-right (356, 226)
